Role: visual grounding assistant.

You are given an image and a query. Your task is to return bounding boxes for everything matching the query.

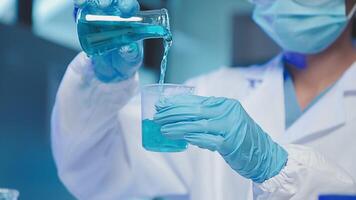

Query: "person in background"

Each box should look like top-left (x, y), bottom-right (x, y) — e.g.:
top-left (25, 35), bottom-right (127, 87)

top-left (52, 0), bottom-right (356, 199)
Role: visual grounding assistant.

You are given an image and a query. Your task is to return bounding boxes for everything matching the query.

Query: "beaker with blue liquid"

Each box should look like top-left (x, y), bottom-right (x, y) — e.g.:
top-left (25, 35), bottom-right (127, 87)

top-left (76, 5), bottom-right (171, 57)
top-left (141, 84), bottom-right (195, 152)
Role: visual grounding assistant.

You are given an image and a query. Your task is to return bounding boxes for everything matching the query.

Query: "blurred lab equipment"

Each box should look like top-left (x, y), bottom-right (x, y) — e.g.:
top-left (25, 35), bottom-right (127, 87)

top-left (0, 189), bottom-right (19, 200)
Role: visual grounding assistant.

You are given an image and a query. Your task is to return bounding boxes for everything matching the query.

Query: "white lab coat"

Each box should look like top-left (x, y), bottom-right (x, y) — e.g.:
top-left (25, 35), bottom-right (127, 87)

top-left (51, 53), bottom-right (356, 200)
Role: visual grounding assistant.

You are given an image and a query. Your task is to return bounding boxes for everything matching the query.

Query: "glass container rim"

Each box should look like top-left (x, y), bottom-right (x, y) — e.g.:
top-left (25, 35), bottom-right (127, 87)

top-left (141, 83), bottom-right (195, 94)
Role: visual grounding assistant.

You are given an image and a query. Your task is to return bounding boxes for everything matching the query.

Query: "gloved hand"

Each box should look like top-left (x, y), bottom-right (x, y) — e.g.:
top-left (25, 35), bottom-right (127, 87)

top-left (154, 95), bottom-right (288, 183)
top-left (74, 0), bottom-right (143, 83)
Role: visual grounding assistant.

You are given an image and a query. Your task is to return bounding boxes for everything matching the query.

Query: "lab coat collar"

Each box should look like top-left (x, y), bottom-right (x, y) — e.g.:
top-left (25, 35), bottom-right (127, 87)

top-left (284, 61), bottom-right (356, 144)
top-left (242, 56), bottom-right (356, 145)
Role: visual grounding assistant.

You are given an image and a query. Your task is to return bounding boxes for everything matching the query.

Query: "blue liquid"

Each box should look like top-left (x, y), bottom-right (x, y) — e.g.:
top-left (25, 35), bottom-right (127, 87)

top-left (77, 20), bottom-right (172, 84)
top-left (142, 119), bottom-right (187, 152)
top-left (78, 20), bottom-right (170, 56)
top-left (158, 38), bottom-right (172, 84)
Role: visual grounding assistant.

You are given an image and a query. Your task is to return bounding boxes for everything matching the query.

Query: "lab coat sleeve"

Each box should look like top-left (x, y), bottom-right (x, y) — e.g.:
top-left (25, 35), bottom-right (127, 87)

top-left (252, 144), bottom-right (356, 200)
top-left (51, 53), bottom-right (189, 200)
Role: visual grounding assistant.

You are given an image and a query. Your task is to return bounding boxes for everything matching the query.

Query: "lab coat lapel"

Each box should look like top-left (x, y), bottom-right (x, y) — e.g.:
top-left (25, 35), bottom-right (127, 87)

top-left (241, 56), bottom-right (286, 143)
top-left (285, 86), bottom-right (346, 143)
top-left (284, 62), bottom-right (356, 144)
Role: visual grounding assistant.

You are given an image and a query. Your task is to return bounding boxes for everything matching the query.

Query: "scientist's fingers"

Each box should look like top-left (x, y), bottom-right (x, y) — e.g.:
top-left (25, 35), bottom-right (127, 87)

top-left (154, 106), bottom-right (207, 125)
top-left (155, 95), bottom-right (231, 124)
top-left (161, 120), bottom-right (227, 139)
top-left (118, 41), bottom-right (143, 63)
top-left (154, 104), bottom-right (225, 125)
top-left (117, 0), bottom-right (140, 17)
top-left (156, 95), bottom-right (228, 112)
top-left (91, 52), bottom-right (120, 82)
top-left (154, 95), bottom-right (214, 124)
top-left (184, 133), bottom-right (224, 152)
top-left (94, 0), bottom-right (114, 8)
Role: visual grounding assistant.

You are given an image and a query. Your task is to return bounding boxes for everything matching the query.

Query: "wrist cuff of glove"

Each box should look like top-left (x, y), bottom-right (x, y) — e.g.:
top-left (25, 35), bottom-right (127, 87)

top-left (221, 137), bottom-right (288, 183)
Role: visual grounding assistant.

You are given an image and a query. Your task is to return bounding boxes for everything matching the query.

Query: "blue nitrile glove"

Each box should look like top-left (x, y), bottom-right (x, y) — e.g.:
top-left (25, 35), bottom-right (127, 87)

top-left (154, 95), bottom-right (288, 183)
top-left (74, 0), bottom-right (143, 83)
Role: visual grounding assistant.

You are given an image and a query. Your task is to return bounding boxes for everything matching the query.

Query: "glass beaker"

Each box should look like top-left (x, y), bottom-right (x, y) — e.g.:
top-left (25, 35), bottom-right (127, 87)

top-left (0, 189), bottom-right (19, 200)
top-left (141, 84), bottom-right (195, 152)
top-left (76, 6), bottom-right (171, 56)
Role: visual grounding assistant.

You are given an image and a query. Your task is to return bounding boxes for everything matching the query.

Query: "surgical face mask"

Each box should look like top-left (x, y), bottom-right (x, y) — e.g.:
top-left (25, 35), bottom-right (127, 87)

top-left (252, 0), bottom-right (356, 54)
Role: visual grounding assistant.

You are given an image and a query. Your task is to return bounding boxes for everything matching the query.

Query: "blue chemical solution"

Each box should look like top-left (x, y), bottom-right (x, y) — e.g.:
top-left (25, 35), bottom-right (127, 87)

top-left (77, 20), bottom-right (172, 83)
top-left (142, 119), bottom-right (188, 152)
top-left (158, 38), bottom-right (172, 84)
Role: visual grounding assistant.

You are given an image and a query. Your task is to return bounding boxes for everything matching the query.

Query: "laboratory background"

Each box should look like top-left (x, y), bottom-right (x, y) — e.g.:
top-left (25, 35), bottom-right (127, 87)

top-left (1, 0), bottom-right (292, 199)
